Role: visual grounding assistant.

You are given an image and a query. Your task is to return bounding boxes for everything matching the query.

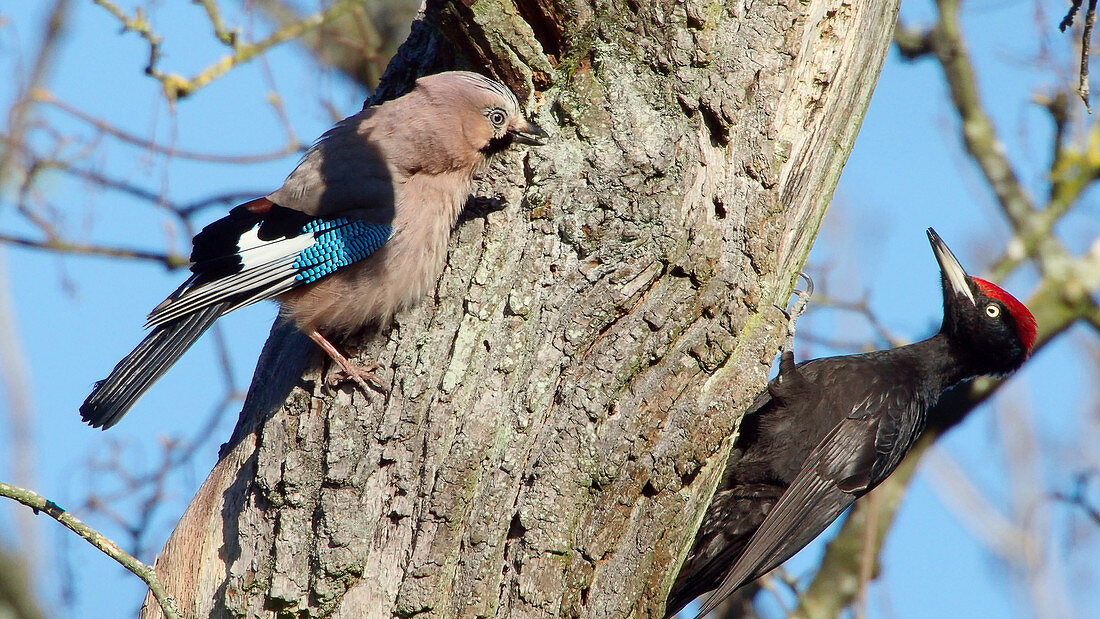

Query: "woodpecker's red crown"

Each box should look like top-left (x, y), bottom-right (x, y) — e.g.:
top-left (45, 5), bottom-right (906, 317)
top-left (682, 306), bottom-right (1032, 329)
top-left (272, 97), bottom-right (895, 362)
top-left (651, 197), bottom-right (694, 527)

top-left (972, 277), bottom-right (1037, 355)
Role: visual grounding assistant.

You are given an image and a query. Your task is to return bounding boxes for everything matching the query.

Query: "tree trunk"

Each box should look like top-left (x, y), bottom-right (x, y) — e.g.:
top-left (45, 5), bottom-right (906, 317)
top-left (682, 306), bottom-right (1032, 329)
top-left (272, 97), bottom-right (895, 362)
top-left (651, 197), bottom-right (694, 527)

top-left (142, 0), bottom-right (899, 616)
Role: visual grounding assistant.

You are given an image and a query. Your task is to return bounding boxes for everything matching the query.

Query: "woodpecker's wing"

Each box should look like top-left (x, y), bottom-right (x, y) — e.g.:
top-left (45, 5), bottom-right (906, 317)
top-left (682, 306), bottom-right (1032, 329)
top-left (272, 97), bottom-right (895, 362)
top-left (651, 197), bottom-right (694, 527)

top-left (666, 478), bottom-right (781, 616)
top-left (667, 353), bottom-right (813, 616)
top-left (692, 418), bottom-right (872, 617)
top-left (694, 381), bottom-right (922, 617)
top-left (668, 352), bottom-right (815, 613)
top-left (146, 202), bottom-right (392, 328)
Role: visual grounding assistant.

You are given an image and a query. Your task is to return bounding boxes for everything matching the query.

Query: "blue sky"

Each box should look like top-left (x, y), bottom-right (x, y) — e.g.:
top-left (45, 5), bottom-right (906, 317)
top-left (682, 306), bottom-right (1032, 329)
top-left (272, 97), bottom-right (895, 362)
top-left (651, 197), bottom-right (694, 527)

top-left (2, 1), bottom-right (1097, 618)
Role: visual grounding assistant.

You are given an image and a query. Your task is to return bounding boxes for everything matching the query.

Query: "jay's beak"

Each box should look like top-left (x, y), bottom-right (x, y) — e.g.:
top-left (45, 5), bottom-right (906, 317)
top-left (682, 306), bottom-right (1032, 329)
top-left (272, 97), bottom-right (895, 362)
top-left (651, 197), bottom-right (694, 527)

top-left (927, 227), bottom-right (976, 305)
top-left (510, 120), bottom-right (548, 146)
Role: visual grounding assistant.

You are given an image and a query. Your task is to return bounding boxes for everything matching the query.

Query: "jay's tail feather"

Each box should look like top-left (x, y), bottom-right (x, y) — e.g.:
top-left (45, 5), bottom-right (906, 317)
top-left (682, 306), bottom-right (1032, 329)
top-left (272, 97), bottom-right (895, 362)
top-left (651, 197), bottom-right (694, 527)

top-left (80, 302), bottom-right (228, 429)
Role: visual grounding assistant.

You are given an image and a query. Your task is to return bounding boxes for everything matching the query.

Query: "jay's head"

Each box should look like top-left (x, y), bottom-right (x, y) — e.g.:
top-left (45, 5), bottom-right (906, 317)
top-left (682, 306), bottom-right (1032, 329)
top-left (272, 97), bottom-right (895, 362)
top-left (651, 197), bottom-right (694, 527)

top-left (388, 71), bottom-right (547, 173)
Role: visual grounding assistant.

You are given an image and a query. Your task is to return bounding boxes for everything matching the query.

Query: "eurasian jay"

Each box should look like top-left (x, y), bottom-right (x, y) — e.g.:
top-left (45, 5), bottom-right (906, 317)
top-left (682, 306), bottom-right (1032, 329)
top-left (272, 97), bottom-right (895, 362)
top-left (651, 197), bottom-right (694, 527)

top-left (80, 71), bottom-right (547, 429)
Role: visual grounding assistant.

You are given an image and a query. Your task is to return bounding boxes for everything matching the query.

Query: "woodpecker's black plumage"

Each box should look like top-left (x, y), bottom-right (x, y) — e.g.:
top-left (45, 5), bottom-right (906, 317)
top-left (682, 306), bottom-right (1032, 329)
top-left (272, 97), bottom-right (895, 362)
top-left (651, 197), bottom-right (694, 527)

top-left (667, 228), bottom-right (1037, 618)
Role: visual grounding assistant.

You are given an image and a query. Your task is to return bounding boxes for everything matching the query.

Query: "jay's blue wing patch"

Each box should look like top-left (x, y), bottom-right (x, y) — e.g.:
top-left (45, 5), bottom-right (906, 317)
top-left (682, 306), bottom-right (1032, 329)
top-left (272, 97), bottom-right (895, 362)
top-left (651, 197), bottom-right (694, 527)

top-left (146, 204), bottom-right (391, 328)
top-left (293, 217), bottom-right (391, 283)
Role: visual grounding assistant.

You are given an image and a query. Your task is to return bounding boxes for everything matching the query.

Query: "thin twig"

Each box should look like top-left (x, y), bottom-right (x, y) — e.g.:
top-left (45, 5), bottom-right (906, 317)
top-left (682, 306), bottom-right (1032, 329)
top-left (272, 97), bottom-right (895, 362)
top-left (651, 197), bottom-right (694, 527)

top-left (195, 0), bottom-right (238, 47)
top-left (1061, 0), bottom-right (1085, 31)
top-left (93, 0), bottom-right (363, 101)
top-left (0, 0), bottom-right (72, 583)
top-left (0, 234), bottom-right (188, 268)
top-left (0, 481), bottom-right (181, 619)
top-left (1049, 469), bottom-right (1100, 526)
top-left (0, 0), bottom-right (70, 185)
top-left (932, 0), bottom-right (1037, 231)
top-left (89, 0), bottom-right (165, 86)
top-left (1079, 1), bottom-right (1097, 112)
top-left (37, 91), bottom-right (305, 163)
top-left (807, 292), bottom-right (907, 349)
top-left (1060, 0), bottom-right (1098, 112)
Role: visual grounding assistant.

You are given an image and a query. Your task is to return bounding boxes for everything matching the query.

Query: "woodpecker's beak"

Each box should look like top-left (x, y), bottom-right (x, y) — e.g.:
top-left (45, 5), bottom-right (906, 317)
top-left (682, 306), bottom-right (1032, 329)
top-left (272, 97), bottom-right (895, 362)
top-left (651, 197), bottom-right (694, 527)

top-left (509, 120), bottom-right (548, 146)
top-left (927, 227), bottom-right (976, 305)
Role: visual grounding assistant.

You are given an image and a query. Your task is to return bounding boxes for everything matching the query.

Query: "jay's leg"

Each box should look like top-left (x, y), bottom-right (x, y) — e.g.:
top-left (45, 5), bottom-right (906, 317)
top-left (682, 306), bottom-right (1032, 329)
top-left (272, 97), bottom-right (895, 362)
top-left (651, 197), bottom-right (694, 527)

top-left (307, 329), bottom-right (389, 394)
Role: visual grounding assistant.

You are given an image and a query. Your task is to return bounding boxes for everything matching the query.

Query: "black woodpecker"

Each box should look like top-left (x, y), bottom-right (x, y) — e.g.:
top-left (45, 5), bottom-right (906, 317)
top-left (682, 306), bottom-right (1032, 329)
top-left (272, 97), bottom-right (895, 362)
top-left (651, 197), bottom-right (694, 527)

top-left (666, 228), bottom-right (1037, 617)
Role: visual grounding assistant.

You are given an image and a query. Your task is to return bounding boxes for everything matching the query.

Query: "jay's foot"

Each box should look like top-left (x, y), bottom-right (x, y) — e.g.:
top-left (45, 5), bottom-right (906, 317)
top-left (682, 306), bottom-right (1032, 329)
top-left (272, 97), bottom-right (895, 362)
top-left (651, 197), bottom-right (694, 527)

top-left (307, 329), bottom-right (390, 395)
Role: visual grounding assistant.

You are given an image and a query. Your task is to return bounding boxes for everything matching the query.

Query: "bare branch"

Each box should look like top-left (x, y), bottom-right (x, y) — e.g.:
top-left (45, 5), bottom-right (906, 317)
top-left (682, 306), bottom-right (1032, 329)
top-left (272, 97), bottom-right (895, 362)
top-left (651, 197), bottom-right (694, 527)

top-left (1078, 2), bottom-right (1095, 111)
top-left (89, 1), bottom-right (166, 89)
top-left (927, 0), bottom-right (1036, 232)
top-left (1050, 470), bottom-right (1100, 526)
top-left (807, 292), bottom-right (908, 349)
top-left (1061, 0), bottom-right (1086, 31)
top-left (93, 0), bottom-right (364, 101)
top-left (195, 0), bottom-right (238, 47)
top-left (1059, 0), bottom-right (1098, 111)
top-left (0, 234), bottom-right (187, 268)
top-left (37, 90), bottom-right (305, 163)
top-left (894, 22), bottom-right (933, 59)
top-left (0, 481), bottom-right (180, 619)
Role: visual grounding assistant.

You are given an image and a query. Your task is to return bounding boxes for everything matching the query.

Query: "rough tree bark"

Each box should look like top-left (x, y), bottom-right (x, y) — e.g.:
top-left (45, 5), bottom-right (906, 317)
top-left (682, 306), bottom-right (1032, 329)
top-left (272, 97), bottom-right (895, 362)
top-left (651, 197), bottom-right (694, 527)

top-left (141, 1), bottom-right (899, 617)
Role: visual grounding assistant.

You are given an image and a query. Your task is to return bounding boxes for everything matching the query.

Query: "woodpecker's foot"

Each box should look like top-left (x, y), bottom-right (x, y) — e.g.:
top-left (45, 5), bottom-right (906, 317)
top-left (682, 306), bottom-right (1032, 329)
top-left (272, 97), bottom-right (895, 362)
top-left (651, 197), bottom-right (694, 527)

top-left (307, 330), bottom-right (390, 395)
top-left (783, 272), bottom-right (814, 347)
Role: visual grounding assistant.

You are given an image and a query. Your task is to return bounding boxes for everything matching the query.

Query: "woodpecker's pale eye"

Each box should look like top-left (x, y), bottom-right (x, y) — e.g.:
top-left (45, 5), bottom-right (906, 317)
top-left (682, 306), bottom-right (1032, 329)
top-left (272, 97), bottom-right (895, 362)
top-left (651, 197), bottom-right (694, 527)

top-left (985, 303), bottom-right (1000, 318)
top-left (487, 109), bottom-right (507, 126)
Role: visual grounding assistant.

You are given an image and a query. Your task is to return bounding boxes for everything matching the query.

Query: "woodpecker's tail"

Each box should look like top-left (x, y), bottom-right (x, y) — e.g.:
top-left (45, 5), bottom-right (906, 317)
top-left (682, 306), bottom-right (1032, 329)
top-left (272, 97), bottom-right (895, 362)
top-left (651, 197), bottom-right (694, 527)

top-left (80, 303), bottom-right (228, 429)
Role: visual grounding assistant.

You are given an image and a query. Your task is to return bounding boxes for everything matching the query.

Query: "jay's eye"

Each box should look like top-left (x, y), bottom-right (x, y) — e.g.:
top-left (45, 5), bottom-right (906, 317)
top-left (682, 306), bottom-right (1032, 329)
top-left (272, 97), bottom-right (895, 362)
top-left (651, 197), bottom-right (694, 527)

top-left (488, 109), bottom-right (507, 126)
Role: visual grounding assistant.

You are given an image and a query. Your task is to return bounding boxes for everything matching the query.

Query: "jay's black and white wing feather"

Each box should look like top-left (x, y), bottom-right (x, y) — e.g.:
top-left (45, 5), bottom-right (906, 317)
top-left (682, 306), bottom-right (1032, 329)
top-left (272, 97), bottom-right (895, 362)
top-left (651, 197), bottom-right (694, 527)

top-left (147, 203), bottom-right (391, 326)
top-left (80, 202), bottom-right (391, 429)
